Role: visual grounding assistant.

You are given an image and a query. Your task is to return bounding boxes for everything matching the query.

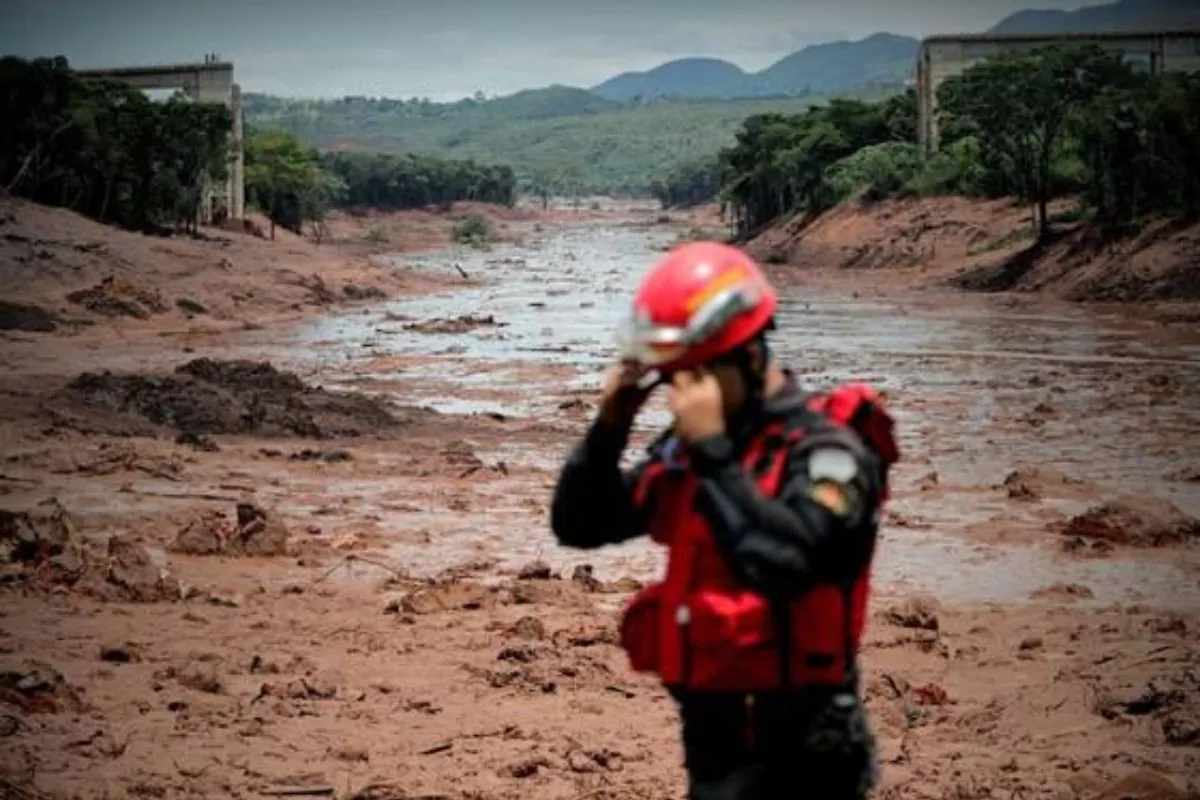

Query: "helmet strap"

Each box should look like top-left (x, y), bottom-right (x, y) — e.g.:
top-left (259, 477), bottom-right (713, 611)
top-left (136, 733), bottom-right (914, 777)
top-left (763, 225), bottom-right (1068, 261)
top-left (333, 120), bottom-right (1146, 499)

top-left (725, 332), bottom-right (770, 438)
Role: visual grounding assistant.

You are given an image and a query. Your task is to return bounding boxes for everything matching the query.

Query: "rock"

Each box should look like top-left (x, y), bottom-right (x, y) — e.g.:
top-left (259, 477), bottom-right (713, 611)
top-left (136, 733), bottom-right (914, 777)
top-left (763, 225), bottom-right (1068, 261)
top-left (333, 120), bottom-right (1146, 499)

top-left (105, 535), bottom-right (173, 602)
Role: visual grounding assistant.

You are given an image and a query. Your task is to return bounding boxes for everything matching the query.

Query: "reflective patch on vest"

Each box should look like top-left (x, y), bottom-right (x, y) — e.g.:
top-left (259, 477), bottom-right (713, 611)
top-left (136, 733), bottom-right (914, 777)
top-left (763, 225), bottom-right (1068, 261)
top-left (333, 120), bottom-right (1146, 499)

top-left (809, 481), bottom-right (851, 516)
top-left (807, 447), bottom-right (859, 484)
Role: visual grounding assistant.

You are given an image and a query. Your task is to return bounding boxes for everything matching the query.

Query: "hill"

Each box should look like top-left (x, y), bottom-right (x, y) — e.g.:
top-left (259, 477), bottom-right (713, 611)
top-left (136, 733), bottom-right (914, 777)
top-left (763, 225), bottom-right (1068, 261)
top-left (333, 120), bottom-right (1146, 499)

top-left (591, 33), bottom-right (919, 101)
top-left (242, 89), bottom-right (900, 196)
top-left (990, 0), bottom-right (1200, 33)
top-left (590, 0), bottom-right (1200, 101)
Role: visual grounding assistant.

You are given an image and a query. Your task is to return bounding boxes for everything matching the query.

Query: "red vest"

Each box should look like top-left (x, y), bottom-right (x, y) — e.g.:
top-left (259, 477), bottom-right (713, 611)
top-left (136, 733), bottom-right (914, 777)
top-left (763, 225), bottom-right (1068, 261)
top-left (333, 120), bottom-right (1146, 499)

top-left (618, 383), bottom-right (898, 693)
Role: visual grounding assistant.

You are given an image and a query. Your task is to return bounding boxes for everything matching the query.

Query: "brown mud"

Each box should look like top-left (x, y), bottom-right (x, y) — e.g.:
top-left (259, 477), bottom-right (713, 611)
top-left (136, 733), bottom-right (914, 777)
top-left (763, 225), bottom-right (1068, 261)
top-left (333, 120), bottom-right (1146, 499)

top-left (747, 196), bottom-right (1200, 313)
top-left (1, 197), bottom-right (1198, 799)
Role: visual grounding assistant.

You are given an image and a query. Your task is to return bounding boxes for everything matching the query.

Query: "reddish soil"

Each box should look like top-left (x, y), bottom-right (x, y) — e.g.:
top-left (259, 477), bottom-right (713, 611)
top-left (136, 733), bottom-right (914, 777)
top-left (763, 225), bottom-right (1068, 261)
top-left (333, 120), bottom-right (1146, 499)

top-left (745, 196), bottom-right (1200, 312)
top-left (1, 197), bottom-right (1198, 800)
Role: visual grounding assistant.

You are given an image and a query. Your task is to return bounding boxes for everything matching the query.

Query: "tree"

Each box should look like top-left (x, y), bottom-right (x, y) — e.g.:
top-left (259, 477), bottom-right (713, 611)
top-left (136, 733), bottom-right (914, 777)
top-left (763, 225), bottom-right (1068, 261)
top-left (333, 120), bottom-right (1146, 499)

top-left (244, 129), bottom-right (344, 239)
top-left (0, 55), bottom-right (232, 233)
top-left (938, 44), bottom-right (1121, 239)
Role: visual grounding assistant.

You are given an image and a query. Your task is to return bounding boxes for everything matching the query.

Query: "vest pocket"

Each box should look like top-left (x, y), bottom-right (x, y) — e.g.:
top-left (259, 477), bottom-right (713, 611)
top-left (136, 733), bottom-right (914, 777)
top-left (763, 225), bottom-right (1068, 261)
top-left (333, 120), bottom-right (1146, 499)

top-left (619, 581), bottom-right (665, 674)
top-left (682, 589), bottom-right (778, 690)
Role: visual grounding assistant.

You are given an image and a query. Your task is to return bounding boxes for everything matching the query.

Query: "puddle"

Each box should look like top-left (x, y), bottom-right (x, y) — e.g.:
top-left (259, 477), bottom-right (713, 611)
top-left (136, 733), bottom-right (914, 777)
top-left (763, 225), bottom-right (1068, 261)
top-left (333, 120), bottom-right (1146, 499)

top-left (274, 218), bottom-right (1200, 609)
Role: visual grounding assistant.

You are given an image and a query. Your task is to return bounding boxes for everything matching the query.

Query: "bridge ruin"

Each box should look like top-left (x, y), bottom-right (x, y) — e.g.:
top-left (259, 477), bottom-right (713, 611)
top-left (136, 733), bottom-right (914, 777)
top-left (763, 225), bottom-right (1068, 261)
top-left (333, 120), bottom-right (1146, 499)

top-left (916, 30), bottom-right (1200, 157)
top-left (76, 59), bottom-right (245, 222)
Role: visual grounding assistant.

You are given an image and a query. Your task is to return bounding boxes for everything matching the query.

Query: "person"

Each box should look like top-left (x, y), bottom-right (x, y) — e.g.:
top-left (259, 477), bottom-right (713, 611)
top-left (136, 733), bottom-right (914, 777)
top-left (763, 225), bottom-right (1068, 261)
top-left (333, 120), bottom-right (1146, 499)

top-left (549, 241), bottom-right (900, 800)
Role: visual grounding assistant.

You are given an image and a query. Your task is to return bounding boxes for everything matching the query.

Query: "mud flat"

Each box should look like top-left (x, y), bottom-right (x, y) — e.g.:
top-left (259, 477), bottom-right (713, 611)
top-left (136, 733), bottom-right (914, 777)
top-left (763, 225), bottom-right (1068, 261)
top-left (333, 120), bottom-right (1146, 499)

top-left (1, 205), bottom-right (1198, 799)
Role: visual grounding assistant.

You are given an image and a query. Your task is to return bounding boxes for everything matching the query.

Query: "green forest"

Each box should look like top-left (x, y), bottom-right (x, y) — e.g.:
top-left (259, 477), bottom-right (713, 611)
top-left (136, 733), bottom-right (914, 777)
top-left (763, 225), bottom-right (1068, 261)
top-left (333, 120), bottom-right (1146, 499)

top-left (3, 47), bottom-right (1197, 248)
top-left (242, 87), bottom-right (899, 197)
top-left (0, 56), bottom-right (233, 233)
top-left (705, 44), bottom-right (1200, 239)
top-left (0, 56), bottom-right (520, 239)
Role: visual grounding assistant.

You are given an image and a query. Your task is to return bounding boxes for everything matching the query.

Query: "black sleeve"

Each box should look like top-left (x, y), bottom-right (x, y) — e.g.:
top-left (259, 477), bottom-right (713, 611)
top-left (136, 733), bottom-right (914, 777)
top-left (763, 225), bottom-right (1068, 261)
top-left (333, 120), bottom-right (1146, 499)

top-left (549, 417), bottom-right (658, 550)
top-left (687, 428), bottom-right (881, 598)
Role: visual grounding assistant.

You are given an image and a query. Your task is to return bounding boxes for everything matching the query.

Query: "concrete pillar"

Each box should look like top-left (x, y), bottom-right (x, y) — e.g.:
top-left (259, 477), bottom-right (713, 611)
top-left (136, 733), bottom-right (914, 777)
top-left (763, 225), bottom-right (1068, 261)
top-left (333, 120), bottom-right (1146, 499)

top-left (230, 83), bottom-right (245, 220)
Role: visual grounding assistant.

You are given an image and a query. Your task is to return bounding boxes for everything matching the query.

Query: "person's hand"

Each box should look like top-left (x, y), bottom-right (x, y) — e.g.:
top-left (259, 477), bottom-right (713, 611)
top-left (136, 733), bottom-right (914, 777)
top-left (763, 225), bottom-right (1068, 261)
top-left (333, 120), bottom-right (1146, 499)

top-left (667, 369), bottom-right (725, 443)
top-left (598, 359), bottom-right (654, 428)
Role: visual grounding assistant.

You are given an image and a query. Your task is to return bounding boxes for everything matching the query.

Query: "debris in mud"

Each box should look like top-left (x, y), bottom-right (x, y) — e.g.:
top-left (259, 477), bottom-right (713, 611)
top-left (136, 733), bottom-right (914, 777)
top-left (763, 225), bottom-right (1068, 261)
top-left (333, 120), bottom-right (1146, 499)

top-left (172, 502), bottom-right (291, 557)
top-left (175, 430), bottom-right (220, 452)
top-left (0, 661), bottom-right (86, 714)
top-left (65, 275), bottom-right (167, 319)
top-left (175, 297), bottom-right (208, 316)
top-left (0, 300), bottom-right (58, 332)
top-left (1001, 465), bottom-right (1088, 501)
top-left (518, 560), bottom-right (553, 580)
top-left (1084, 770), bottom-right (1191, 800)
top-left (1165, 466), bottom-right (1200, 483)
top-left (290, 448), bottom-right (353, 463)
top-left (397, 583), bottom-right (492, 615)
top-left (55, 441), bottom-right (185, 481)
top-left (507, 616), bottom-right (548, 641)
top-left (343, 283), bottom-right (387, 301)
top-left (101, 534), bottom-right (176, 602)
top-left (0, 497), bottom-right (74, 565)
top-left (440, 439), bottom-right (483, 468)
top-left (403, 313), bottom-right (504, 334)
top-left (48, 358), bottom-right (409, 438)
top-left (881, 596), bottom-right (941, 632)
top-left (1057, 497), bottom-right (1200, 547)
top-left (570, 564), bottom-right (602, 592)
top-left (99, 644), bottom-right (141, 664)
top-left (1030, 582), bottom-right (1095, 601)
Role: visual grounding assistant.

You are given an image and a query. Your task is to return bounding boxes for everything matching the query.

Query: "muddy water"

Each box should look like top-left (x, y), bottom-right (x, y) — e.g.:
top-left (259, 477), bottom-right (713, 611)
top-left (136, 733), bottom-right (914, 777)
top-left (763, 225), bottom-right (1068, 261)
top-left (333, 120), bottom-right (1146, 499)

top-left (289, 219), bottom-right (1200, 609)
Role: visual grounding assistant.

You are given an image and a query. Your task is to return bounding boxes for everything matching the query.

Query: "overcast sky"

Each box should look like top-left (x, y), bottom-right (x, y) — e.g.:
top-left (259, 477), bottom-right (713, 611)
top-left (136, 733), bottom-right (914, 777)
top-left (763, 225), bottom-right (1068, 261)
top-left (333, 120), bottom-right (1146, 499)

top-left (1, 0), bottom-right (1105, 100)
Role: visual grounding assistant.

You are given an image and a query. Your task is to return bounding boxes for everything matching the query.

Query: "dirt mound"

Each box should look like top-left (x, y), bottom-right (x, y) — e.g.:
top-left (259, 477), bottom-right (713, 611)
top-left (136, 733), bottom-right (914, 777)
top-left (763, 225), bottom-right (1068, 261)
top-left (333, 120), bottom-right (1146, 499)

top-left (1057, 496), bottom-right (1200, 548)
top-left (0, 300), bottom-right (59, 332)
top-left (0, 197), bottom-right (459, 328)
top-left (747, 196), bottom-right (1200, 304)
top-left (65, 275), bottom-right (168, 319)
top-left (45, 358), bottom-right (410, 438)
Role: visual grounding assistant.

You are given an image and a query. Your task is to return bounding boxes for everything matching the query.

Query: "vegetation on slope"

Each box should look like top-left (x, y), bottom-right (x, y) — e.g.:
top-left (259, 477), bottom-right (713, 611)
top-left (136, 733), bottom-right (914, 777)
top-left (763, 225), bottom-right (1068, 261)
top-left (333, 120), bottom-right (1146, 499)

top-left (0, 56), bottom-right (232, 233)
top-left (695, 45), bottom-right (1200, 240)
top-left (243, 129), bottom-right (518, 238)
top-left (243, 88), bottom-right (901, 196)
top-left (0, 56), bottom-right (520, 241)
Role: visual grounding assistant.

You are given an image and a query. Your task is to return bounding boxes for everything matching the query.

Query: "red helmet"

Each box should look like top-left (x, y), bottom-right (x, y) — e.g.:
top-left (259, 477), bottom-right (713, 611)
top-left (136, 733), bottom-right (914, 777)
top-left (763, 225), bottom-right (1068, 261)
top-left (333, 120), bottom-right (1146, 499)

top-left (617, 241), bottom-right (778, 372)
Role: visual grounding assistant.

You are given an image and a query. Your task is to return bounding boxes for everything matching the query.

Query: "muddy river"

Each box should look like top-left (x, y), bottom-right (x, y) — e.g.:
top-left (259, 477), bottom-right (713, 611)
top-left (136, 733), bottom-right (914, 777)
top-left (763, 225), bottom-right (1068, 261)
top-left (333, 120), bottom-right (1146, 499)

top-left (239, 219), bottom-right (1200, 609)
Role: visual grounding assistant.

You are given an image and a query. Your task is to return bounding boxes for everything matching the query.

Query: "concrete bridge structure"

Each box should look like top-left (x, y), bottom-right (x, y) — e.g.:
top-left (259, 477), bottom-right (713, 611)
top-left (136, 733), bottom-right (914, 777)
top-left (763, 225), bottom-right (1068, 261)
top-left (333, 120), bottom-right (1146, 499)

top-left (916, 30), bottom-right (1200, 157)
top-left (76, 60), bottom-right (245, 222)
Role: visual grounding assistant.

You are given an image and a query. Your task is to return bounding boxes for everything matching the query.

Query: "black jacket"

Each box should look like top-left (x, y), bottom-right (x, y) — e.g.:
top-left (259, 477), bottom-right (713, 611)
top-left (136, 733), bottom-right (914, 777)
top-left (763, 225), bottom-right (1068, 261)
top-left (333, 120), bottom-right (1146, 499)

top-left (549, 372), bottom-right (883, 599)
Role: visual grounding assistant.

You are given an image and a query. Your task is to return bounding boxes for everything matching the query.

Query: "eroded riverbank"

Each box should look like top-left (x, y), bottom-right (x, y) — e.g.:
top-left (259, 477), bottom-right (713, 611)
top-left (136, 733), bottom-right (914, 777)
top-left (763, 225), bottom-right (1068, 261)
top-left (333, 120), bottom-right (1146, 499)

top-left (1, 210), bottom-right (1198, 799)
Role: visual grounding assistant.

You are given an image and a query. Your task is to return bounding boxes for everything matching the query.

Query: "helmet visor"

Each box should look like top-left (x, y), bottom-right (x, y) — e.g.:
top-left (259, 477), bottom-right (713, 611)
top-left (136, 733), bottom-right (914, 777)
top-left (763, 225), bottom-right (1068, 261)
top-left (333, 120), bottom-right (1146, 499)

top-left (616, 282), bottom-right (760, 368)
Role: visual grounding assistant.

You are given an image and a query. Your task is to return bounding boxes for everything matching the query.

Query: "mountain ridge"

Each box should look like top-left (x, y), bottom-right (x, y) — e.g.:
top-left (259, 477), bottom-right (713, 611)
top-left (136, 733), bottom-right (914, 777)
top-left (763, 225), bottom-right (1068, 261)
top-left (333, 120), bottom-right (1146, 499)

top-left (589, 0), bottom-right (1200, 101)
